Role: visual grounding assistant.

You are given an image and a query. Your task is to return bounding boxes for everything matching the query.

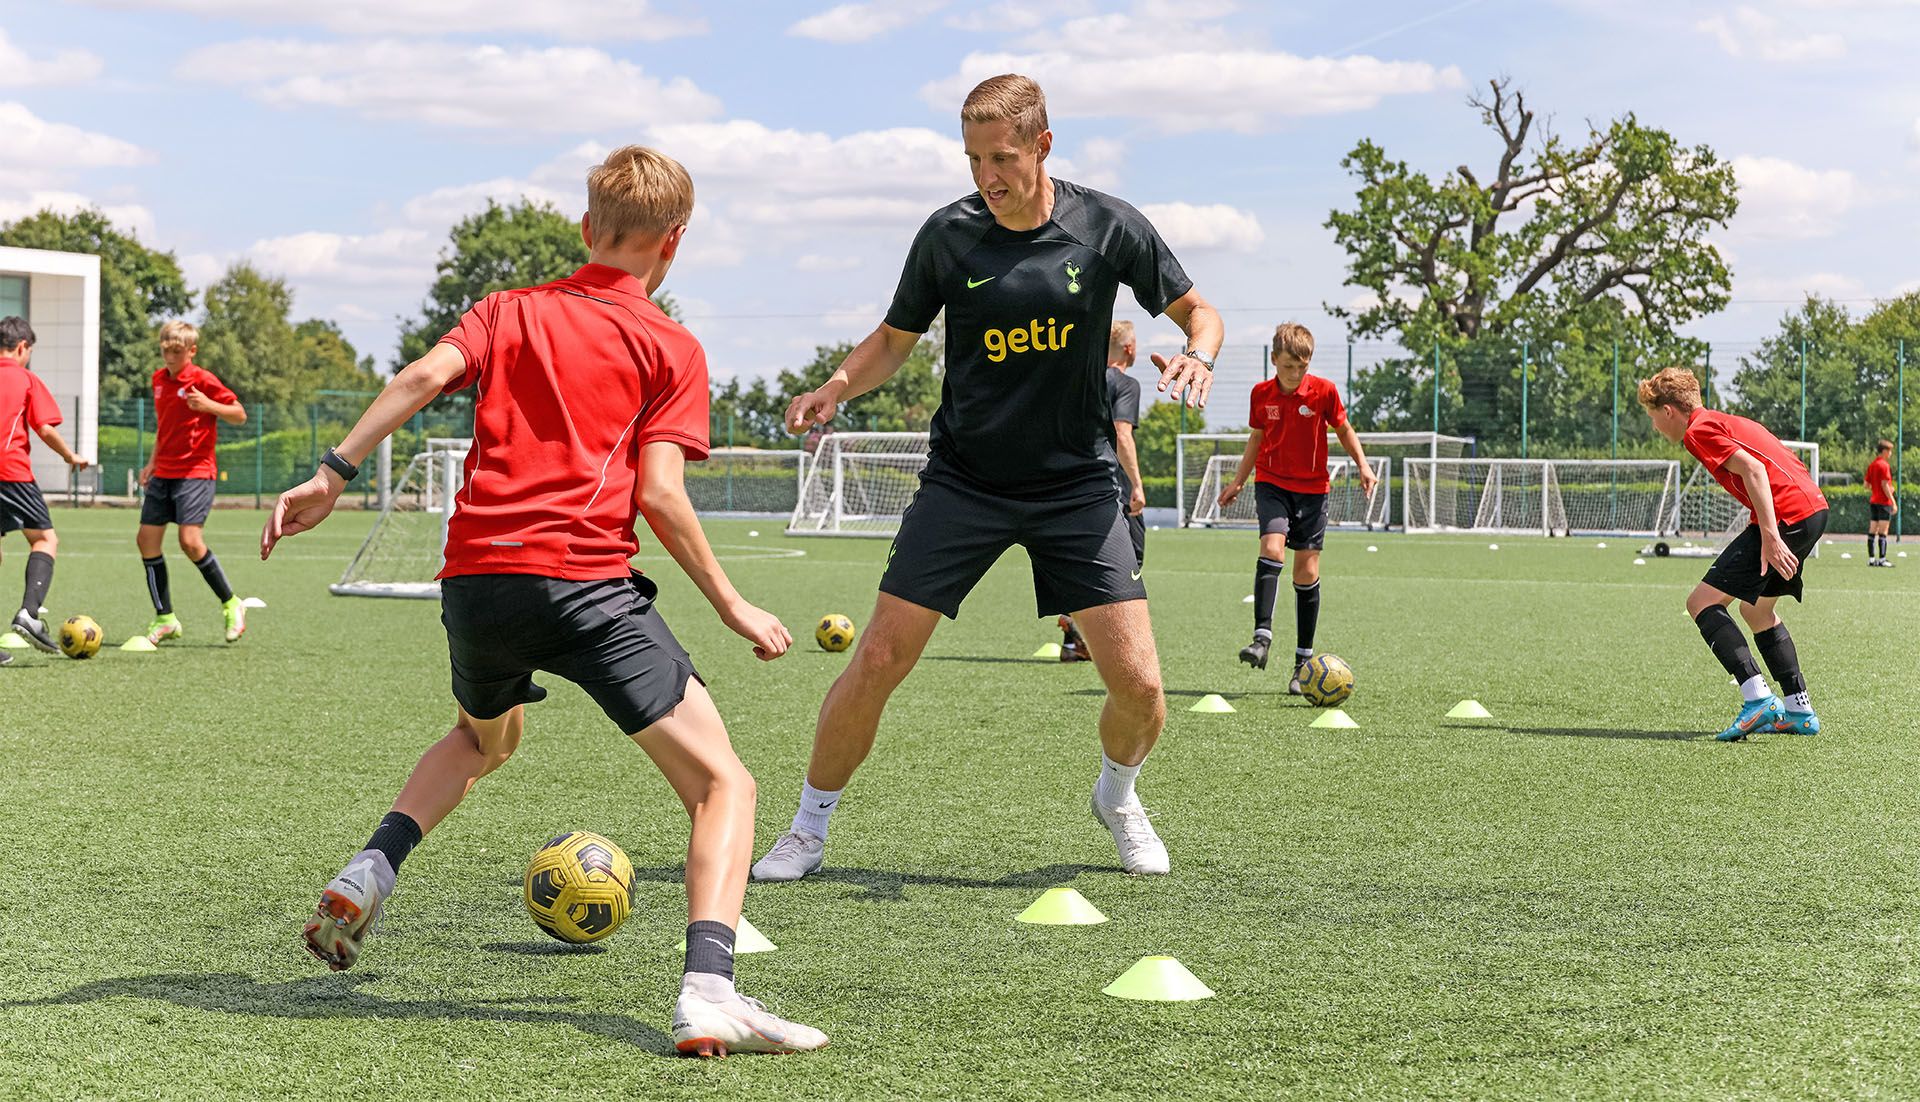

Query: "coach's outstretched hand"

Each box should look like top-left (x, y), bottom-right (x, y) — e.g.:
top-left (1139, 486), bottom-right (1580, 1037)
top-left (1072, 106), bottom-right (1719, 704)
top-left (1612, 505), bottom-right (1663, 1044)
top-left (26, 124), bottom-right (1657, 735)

top-left (786, 384), bottom-right (842, 434)
top-left (722, 598), bottom-right (792, 661)
top-left (261, 472), bottom-right (340, 560)
top-left (1151, 352), bottom-right (1212, 409)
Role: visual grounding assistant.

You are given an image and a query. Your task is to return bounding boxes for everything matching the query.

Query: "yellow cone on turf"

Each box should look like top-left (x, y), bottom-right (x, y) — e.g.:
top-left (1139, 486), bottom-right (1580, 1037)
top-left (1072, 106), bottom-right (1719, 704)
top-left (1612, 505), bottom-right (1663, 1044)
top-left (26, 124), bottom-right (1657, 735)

top-left (676, 915), bottom-right (776, 953)
top-left (0, 631), bottom-right (27, 649)
top-left (1446, 699), bottom-right (1493, 719)
top-left (1102, 956), bottom-right (1215, 1001)
top-left (1033, 642), bottom-right (1062, 658)
top-left (119, 636), bottom-right (158, 653)
top-left (1016, 887), bottom-right (1107, 925)
top-left (1189, 694), bottom-right (1235, 713)
top-left (1309, 708), bottom-right (1358, 729)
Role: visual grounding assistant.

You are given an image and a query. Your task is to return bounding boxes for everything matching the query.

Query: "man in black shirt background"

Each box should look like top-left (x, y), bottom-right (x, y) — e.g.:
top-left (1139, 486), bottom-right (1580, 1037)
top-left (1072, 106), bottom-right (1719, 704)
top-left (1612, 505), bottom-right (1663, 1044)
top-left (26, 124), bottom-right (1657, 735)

top-left (1061, 319), bottom-right (1145, 662)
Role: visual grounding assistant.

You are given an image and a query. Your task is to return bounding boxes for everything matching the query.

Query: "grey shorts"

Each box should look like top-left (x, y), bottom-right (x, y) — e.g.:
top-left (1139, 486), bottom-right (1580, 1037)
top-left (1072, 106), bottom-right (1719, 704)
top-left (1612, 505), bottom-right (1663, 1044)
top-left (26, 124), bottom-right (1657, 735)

top-left (142, 476), bottom-right (215, 526)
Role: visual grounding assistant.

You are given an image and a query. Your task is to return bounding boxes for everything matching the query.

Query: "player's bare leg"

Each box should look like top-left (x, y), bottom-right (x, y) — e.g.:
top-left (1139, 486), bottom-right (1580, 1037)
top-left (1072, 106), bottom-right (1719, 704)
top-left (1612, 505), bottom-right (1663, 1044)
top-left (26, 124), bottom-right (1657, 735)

top-left (1075, 598), bottom-right (1171, 875)
top-left (753, 592), bottom-right (940, 881)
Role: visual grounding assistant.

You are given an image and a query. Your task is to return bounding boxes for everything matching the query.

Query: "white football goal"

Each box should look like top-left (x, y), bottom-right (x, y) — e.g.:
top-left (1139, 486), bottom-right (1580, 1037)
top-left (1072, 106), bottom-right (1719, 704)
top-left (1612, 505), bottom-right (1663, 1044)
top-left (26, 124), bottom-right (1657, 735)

top-left (786, 431), bottom-right (930, 537)
top-left (1175, 431), bottom-right (1472, 528)
top-left (1668, 440), bottom-right (1821, 556)
top-left (333, 443), bottom-right (470, 599)
top-left (1186, 454), bottom-right (1392, 530)
top-left (1403, 458), bottom-right (1683, 537)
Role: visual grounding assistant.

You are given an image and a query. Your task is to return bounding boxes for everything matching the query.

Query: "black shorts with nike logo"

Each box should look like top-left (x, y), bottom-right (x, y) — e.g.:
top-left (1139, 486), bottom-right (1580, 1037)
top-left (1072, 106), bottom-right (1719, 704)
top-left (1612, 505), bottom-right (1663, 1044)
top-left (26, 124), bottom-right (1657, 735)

top-left (880, 475), bottom-right (1146, 619)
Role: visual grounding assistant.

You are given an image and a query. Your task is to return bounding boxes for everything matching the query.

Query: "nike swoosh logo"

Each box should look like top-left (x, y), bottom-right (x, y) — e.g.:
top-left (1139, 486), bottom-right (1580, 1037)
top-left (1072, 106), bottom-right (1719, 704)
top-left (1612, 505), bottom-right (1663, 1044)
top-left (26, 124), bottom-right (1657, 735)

top-left (966, 276), bottom-right (995, 288)
top-left (701, 936), bottom-right (734, 955)
top-left (816, 801), bottom-right (834, 809)
top-left (1130, 569), bottom-right (1143, 581)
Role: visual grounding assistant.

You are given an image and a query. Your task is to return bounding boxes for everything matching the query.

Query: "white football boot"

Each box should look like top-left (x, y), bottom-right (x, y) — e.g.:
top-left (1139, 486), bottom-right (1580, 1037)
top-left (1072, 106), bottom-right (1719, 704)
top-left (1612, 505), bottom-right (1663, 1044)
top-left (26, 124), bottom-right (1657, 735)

top-left (750, 830), bottom-right (825, 882)
top-left (672, 975), bottom-right (829, 1057)
top-left (1091, 794), bottom-right (1170, 875)
top-left (302, 850), bottom-right (393, 971)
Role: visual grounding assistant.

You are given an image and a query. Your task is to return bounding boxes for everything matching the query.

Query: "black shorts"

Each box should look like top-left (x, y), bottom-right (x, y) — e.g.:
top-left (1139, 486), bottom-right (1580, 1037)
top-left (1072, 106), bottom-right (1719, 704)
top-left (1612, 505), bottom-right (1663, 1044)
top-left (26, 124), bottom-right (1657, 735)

top-left (0, 480), bottom-right (51, 534)
top-left (1871, 504), bottom-right (1895, 523)
top-left (141, 476), bottom-right (215, 526)
top-left (1125, 510), bottom-right (1146, 571)
top-left (880, 477), bottom-right (1147, 619)
top-left (1254, 483), bottom-right (1328, 551)
top-left (1702, 509), bottom-right (1828, 604)
top-left (440, 571), bottom-right (700, 734)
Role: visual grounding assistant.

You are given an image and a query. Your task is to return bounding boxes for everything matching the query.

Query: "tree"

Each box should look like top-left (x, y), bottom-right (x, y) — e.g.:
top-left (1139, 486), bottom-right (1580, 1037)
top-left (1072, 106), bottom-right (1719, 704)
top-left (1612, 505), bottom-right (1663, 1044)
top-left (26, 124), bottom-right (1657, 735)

top-left (0, 208), bottom-right (193, 401)
top-left (1732, 293), bottom-right (1920, 452)
top-left (197, 262), bottom-right (380, 405)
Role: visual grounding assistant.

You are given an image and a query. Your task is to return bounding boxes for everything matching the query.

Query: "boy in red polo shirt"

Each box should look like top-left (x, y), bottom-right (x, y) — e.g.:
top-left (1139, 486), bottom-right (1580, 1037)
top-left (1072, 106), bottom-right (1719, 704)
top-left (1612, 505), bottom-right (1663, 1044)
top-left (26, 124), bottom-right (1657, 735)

top-left (260, 146), bottom-right (826, 1057)
top-left (0, 316), bottom-right (91, 663)
top-left (1866, 439), bottom-right (1897, 566)
top-left (139, 320), bottom-right (249, 645)
top-left (1216, 323), bottom-right (1377, 691)
top-left (1640, 366), bottom-right (1829, 741)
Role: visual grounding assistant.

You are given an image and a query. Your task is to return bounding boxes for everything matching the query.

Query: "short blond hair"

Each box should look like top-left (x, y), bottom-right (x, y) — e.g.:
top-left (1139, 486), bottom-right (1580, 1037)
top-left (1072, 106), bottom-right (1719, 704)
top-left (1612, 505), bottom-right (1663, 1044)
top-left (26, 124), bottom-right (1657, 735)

top-left (1637, 366), bottom-right (1702, 412)
top-left (1108, 320), bottom-right (1134, 361)
top-left (586, 144), bottom-right (694, 249)
top-left (960, 74), bottom-right (1049, 143)
top-left (1271, 323), bottom-right (1314, 361)
top-left (159, 320), bottom-right (198, 348)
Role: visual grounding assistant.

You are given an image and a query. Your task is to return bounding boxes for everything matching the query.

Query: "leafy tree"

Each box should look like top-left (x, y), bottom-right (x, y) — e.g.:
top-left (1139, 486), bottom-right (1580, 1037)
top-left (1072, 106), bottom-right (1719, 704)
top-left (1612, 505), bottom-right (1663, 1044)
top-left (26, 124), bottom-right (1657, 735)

top-left (1133, 400), bottom-right (1187, 479)
top-left (0, 208), bottom-right (193, 401)
top-left (197, 262), bottom-right (379, 404)
top-left (1732, 293), bottom-right (1920, 452)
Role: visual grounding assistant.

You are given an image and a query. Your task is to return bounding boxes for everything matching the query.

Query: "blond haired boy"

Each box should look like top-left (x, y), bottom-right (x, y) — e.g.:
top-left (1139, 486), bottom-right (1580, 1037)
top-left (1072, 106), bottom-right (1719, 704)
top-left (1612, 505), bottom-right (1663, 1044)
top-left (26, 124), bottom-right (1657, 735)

top-left (262, 145), bottom-right (826, 1056)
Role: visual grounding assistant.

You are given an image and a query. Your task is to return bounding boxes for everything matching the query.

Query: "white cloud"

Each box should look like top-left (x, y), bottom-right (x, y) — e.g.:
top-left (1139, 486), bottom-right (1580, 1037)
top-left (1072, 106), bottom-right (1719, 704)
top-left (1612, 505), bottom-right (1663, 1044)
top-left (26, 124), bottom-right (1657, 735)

top-left (1137, 202), bottom-right (1264, 253)
top-left (1730, 155), bottom-right (1857, 239)
top-left (0, 30), bottom-right (105, 86)
top-left (789, 0), bottom-right (947, 42)
top-left (1910, 117), bottom-right (1920, 151)
top-left (77, 0), bottom-right (705, 40)
top-left (244, 228), bottom-right (436, 287)
top-left (180, 40), bottom-right (723, 132)
top-left (946, 0), bottom-right (1094, 32)
top-left (1738, 271), bottom-right (1870, 301)
top-left (0, 102), bottom-right (151, 173)
top-left (1696, 6), bottom-right (1846, 61)
top-left (795, 254), bottom-right (863, 272)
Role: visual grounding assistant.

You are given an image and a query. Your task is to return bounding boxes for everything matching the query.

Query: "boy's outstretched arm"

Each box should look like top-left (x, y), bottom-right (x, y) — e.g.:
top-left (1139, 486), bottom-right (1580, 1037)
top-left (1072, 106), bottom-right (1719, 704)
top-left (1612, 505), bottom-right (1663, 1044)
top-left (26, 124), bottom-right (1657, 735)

top-left (33, 424), bottom-right (88, 468)
top-left (1333, 422), bottom-right (1379, 496)
top-left (1218, 428), bottom-right (1262, 507)
top-left (260, 343), bottom-right (468, 558)
top-left (636, 440), bottom-right (792, 661)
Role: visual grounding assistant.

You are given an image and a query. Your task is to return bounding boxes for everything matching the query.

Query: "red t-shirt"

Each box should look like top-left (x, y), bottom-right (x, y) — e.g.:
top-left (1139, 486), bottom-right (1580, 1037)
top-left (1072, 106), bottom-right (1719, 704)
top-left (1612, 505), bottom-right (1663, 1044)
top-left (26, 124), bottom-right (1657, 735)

top-left (1682, 408), bottom-right (1826, 525)
top-left (1249, 374), bottom-right (1347, 493)
top-left (0, 357), bottom-right (61, 483)
top-left (1867, 456), bottom-right (1894, 506)
top-left (151, 363), bottom-right (237, 479)
top-left (435, 263), bottom-right (710, 581)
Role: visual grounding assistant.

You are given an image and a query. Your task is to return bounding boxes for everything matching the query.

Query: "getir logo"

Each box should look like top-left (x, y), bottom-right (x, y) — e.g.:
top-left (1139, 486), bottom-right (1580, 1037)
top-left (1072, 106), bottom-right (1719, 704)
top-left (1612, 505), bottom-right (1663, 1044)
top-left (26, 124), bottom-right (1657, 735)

top-left (984, 318), bottom-right (1075, 363)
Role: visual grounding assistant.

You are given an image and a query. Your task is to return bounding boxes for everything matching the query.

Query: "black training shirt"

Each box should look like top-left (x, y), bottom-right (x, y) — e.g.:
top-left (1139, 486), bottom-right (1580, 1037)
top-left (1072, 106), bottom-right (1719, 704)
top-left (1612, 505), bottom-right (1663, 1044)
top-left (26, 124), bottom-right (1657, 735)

top-left (884, 178), bottom-right (1191, 501)
top-left (1106, 366), bottom-right (1142, 498)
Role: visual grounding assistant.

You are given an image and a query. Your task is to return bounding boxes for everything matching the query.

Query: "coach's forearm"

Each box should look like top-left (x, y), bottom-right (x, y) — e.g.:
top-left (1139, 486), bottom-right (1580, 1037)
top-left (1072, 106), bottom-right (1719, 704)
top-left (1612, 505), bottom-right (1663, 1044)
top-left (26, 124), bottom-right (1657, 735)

top-left (825, 325), bottom-right (919, 404)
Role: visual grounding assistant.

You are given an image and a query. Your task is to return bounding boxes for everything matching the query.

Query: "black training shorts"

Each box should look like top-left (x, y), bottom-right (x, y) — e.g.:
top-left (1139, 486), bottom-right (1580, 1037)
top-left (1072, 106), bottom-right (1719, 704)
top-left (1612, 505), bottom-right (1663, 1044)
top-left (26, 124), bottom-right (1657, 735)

top-left (1253, 483), bottom-right (1329, 551)
top-left (880, 476), bottom-right (1146, 619)
top-left (0, 480), bottom-right (51, 534)
top-left (440, 571), bottom-right (700, 734)
top-left (141, 476), bottom-right (216, 526)
top-left (1870, 503), bottom-right (1895, 523)
top-left (1125, 510), bottom-right (1146, 571)
top-left (1702, 508), bottom-right (1828, 604)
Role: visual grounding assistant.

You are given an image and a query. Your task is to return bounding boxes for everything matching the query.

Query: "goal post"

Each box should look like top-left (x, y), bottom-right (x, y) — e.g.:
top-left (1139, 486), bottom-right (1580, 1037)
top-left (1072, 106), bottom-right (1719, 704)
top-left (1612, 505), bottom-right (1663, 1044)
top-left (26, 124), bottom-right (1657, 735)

top-left (331, 443), bottom-right (470, 599)
top-left (1402, 458), bottom-right (1682, 537)
top-left (1187, 454), bottom-right (1391, 530)
top-left (786, 432), bottom-right (930, 537)
top-left (1176, 430), bottom-right (1471, 528)
top-left (1668, 440), bottom-right (1821, 555)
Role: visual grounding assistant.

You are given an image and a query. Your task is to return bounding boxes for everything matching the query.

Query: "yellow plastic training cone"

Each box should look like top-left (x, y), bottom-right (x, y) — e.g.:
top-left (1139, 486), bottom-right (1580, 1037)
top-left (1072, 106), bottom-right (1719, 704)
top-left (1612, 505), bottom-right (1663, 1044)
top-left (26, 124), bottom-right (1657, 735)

top-left (119, 636), bottom-right (158, 653)
top-left (1188, 694), bottom-right (1235, 713)
top-left (0, 631), bottom-right (27, 649)
top-left (676, 915), bottom-right (776, 954)
top-left (1102, 956), bottom-right (1215, 1001)
top-left (1033, 642), bottom-right (1062, 658)
top-left (1309, 709), bottom-right (1358, 729)
top-left (1446, 699), bottom-right (1493, 719)
top-left (1016, 887), bottom-right (1107, 925)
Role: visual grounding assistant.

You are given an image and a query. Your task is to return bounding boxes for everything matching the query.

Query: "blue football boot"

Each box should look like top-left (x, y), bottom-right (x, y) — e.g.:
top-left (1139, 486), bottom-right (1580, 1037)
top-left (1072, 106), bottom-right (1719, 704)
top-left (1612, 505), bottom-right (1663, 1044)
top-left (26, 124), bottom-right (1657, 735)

top-left (1773, 710), bottom-right (1821, 736)
top-left (1716, 695), bottom-right (1784, 742)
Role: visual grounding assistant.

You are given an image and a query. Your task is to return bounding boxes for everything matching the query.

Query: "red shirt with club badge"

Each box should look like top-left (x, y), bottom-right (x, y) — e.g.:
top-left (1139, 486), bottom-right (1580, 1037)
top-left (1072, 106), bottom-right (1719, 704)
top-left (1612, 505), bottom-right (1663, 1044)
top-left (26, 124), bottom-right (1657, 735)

top-left (150, 363), bottom-right (237, 479)
top-left (1250, 374), bottom-right (1347, 493)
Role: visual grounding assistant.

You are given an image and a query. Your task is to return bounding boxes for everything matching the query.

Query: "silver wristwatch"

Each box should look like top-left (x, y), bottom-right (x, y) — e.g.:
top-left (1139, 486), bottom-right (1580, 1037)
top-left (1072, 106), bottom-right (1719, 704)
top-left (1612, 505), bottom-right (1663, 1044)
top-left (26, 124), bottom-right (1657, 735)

top-left (1182, 348), bottom-right (1215, 371)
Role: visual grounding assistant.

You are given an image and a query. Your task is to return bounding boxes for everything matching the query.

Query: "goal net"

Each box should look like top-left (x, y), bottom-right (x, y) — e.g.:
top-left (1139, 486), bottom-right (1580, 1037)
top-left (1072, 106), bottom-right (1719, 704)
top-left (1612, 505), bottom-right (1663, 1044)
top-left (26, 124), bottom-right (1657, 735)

top-left (1403, 458), bottom-right (1681, 537)
top-left (332, 444), bottom-right (469, 599)
top-left (1187, 455), bottom-right (1392, 530)
top-left (1176, 431), bottom-right (1472, 528)
top-left (1667, 440), bottom-right (1821, 555)
top-left (786, 432), bottom-right (930, 537)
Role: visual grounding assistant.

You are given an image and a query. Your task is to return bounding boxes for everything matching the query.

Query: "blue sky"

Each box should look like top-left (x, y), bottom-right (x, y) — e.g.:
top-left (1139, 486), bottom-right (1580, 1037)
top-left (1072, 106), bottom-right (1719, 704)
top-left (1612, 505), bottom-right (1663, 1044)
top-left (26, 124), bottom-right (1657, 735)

top-left (5, 0), bottom-right (1917, 413)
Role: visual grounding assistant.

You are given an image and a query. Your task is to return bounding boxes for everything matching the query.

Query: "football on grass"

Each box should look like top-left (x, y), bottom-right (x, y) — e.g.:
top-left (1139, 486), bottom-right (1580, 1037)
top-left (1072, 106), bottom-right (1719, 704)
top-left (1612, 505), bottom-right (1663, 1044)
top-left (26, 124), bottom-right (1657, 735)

top-left (816, 613), bottom-right (856, 652)
top-left (58, 615), bottom-right (103, 660)
top-left (524, 831), bottom-right (634, 944)
top-left (1299, 654), bottom-right (1354, 707)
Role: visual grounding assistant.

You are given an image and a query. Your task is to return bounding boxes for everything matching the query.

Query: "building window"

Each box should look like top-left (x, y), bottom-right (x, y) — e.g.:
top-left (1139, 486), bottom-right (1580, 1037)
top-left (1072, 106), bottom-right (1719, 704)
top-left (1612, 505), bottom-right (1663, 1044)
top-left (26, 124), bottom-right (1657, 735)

top-left (0, 274), bottom-right (25, 323)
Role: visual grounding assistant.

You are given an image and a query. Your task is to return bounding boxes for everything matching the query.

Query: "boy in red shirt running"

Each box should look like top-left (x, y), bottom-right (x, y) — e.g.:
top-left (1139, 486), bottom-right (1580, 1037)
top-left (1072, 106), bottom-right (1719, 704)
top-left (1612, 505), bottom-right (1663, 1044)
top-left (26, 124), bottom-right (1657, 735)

top-left (139, 320), bottom-right (248, 645)
top-left (1640, 367), bottom-right (1829, 741)
top-left (1866, 439), bottom-right (1897, 567)
top-left (1216, 324), bottom-right (1376, 691)
top-left (0, 316), bottom-right (91, 662)
top-left (261, 146), bottom-right (826, 1057)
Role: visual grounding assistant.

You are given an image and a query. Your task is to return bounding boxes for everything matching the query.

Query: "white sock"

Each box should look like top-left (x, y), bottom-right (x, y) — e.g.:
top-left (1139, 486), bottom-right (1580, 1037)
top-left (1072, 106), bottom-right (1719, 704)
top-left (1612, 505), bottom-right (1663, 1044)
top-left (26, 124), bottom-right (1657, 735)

top-left (681, 970), bottom-right (737, 1001)
top-left (1738, 674), bottom-right (1770, 702)
top-left (790, 780), bottom-right (841, 840)
top-left (1252, 628), bottom-right (1272, 642)
top-left (1095, 754), bottom-right (1141, 810)
top-left (1295, 647), bottom-right (1313, 661)
top-left (1786, 691), bottom-right (1811, 712)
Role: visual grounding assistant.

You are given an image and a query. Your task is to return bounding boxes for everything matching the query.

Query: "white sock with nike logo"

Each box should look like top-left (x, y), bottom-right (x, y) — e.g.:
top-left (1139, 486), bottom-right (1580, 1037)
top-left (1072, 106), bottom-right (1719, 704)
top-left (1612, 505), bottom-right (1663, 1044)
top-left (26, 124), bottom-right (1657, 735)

top-left (791, 780), bottom-right (842, 839)
top-left (1095, 754), bottom-right (1141, 811)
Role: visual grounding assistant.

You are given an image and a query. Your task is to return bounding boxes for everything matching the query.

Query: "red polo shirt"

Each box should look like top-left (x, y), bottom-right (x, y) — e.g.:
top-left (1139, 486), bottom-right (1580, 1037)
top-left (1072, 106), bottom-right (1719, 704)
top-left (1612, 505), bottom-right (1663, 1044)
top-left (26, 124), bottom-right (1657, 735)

top-left (1682, 407), bottom-right (1826, 525)
top-left (1867, 456), bottom-right (1894, 506)
top-left (435, 263), bottom-right (710, 581)
top-left (1249, 374), bottom-right (1347, 493)
top-left (151, 363), bottom-right (237, 479)
top-left (0, 356), bottom-right (61, 483)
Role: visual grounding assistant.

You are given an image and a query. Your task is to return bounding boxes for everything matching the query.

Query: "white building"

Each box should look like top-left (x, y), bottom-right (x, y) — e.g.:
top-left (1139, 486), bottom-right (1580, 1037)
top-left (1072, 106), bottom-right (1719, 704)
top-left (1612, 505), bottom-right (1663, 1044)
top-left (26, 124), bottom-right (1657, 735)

top-left (0, 246), bottom-right (100, 494)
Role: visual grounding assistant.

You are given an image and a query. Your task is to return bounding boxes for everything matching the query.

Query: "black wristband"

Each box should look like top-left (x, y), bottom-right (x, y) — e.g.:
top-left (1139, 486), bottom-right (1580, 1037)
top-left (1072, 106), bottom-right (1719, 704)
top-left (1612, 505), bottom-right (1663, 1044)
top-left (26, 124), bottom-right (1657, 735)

top-left (320, 446), bottom-right (359, 482)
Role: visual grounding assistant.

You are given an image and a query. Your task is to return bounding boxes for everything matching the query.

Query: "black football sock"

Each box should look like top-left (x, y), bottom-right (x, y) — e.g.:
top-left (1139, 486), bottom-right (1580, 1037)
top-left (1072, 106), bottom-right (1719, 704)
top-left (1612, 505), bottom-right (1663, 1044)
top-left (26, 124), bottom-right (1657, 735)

top-left (1694, 605), bottom-right (1762, 683)
top-left (684, 919), bottom-right (737, 982)
top-left (194, 550), bottom-right (235, 603)
top-left (1253, 557), bottom-right (1283, 639)
top-left (364, 811), bottom-right (423, 873)
top-left (1294, 580), bottom-right (1321, 655)
top-left (21, 551), bottom-right (52, 616)
top-left (1753, 622), bottom-right (1806, 699)
top-left (1880, 535), bottom-right (1890, 560)
top-left (143, 556), bottom-right (172, 615)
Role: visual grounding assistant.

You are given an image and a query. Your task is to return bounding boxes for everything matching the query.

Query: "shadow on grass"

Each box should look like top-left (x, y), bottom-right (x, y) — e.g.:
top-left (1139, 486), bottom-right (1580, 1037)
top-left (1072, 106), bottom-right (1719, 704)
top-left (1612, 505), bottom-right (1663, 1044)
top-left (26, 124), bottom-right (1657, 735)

top-left (1068, 687), bottom-right (1299, 699)
top-left (482, 941), bottom-right (608, 957)
top-left (920, 655), bottom-right (1061, 666)
top-left (0, 971), bottom-right (673, 1055)
top-left (633, 861), bottom-right (1113, 902)
top-left (1497, 724), bottom-right (1707, 742)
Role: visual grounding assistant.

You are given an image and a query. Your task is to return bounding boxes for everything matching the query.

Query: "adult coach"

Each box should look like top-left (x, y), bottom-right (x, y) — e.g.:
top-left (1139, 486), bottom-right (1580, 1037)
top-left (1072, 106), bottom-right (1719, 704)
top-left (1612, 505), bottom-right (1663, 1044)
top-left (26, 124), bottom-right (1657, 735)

top-left (754, 74), bottom-right (1222, 880)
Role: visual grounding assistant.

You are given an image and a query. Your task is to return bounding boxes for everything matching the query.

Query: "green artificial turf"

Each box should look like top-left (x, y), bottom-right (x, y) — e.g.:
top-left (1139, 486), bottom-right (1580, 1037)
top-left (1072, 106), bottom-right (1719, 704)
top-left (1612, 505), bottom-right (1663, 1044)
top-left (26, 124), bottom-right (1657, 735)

top-left (3, 508), bottom-right (1918, 1100)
